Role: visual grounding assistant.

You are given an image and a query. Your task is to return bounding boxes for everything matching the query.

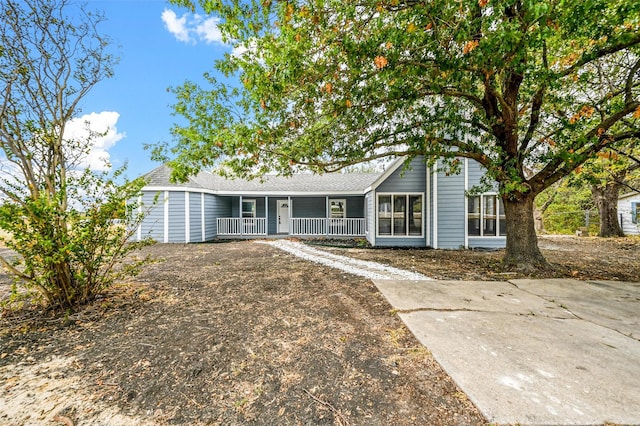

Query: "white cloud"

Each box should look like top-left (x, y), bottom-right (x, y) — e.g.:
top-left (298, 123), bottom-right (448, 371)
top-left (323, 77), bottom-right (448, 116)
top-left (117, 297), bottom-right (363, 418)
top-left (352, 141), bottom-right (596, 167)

top-left (161, 9), bottom-right (191, 43)
top-left (162, 9), bottom-right (225, 45)
top-left (195, 15), bottom-right (223, 44)
top-left (65, 111), bottom-right (125, 172)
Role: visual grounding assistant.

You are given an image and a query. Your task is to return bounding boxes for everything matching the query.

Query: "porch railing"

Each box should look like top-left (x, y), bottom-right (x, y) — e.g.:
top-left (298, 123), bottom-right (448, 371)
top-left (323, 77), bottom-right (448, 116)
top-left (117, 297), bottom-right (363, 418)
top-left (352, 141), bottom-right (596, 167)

top-left (291, 218), bottom-right (365, 237)
top-left (217, 218), bottom-right (266, 236)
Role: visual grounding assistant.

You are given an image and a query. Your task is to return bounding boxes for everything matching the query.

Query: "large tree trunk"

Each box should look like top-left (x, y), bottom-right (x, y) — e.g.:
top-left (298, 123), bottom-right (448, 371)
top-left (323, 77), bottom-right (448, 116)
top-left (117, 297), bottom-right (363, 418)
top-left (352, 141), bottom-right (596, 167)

top-left (502, 193), bottom-right (550, 272)
top-left (592, 183), bottom-right (624, 237)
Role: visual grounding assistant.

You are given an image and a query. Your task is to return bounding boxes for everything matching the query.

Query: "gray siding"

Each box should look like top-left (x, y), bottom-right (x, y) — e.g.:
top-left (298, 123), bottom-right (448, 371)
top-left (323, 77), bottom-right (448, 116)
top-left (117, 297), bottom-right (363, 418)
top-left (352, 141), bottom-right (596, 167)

top-left (467, 159), bottom-right (499, 191)
top-left (377, 156), bottom-right (427, 193)
top-left (206, 194), bottom-right (231, 239)
top-left (168, 191), bottom-right (186, 243)
top-left (255, 198), bottom-right (266, 217)
top-left (467, 159), bottom-right (485, 189)
top-left (230, 196), bottom-right (239, 217)
top-left (372, 156), bottom-right (428, 247)
top-left (292, 197), bottom-right (325, 218)
top-left (345, 196), bottom-right (364, 218)
top-left (189, 192), bottom-right (202, 242)
top-left (140, 191), bottom-right (163, 241)
top-left (436, 163), bottom-right (465, 249)
top-left (468, 237), bottom-right (506, 249)
top-left (374, 237), bottom-right (426, 247)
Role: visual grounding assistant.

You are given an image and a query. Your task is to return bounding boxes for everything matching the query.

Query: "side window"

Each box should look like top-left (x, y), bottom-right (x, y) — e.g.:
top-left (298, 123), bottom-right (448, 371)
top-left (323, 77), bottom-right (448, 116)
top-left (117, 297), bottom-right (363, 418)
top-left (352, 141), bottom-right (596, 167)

top-left (632, 202), bottom-right (638, 224)
top-left (378, 195), bottom-right (392, 235)
top-left (483, 195), bottom-right (497, 236)
top-left (468, 196), bottom-right (481, 236)
top-left (467, 194), bottom-right (506, 236)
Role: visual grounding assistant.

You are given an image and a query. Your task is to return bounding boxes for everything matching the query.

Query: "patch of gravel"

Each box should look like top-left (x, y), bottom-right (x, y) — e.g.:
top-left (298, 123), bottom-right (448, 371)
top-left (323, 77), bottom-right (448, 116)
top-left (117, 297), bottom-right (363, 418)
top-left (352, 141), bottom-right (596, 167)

top-left (263, 239), bottom-right (431, 281)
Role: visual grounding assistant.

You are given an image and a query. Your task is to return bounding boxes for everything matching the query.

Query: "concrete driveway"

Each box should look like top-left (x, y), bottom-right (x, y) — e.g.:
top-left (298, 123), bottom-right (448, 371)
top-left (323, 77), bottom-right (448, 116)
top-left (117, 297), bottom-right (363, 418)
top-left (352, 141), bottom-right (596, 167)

top-left (372, 278), bottom-right (640, 425)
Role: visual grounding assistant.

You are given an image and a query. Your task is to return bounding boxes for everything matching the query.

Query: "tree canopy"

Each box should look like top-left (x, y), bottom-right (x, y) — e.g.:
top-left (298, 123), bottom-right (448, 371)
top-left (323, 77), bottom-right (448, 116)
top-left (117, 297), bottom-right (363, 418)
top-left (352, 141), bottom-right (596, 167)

top-left (164, 0), bottom-right (640, 269)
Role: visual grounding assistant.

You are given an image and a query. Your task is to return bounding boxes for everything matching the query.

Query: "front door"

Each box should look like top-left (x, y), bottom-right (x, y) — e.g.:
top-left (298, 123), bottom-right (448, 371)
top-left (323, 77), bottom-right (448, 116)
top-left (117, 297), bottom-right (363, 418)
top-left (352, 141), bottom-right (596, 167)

top-left (277, 200), bottom-right (290, 233)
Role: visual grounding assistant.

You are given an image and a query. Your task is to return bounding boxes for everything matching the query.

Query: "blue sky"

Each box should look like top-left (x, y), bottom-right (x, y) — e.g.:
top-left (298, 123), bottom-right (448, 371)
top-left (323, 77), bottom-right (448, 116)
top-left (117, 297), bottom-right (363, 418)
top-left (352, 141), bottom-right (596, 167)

top-left (75, 0), bottom-right (234, 179)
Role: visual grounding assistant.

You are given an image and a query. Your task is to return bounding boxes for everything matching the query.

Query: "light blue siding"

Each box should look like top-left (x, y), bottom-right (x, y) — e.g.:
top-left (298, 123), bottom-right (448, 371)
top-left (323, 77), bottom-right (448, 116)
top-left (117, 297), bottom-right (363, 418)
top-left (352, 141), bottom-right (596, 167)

top-left (467, 159), bottom-right (498, 191)
top-left (255, 198), bottom-right (265, 217)
top-left (373, 156), bottom-right (428, 247)
top-left (468, 237), bottom-right (506, 249)
top-left (140, 191), bottom-right (163, 241)
top-left (436, 163), bottom-right (465, 249)
top-left (230, 196), bottom-right (239, 217)
top-left (168, 192), bottom-right (186, 242)
top-left (292, 197), bottom-right (325, 218)
top-left (374, 237), bottom-right (426, 247)
top-left (207, 194), bottom-right (231, 239)
top-left (377, 156), bottom-right (427, 193)
top-left (189, 192), bottom-right (202, 242)
top-left (345, 197), bottom-right (364, 218)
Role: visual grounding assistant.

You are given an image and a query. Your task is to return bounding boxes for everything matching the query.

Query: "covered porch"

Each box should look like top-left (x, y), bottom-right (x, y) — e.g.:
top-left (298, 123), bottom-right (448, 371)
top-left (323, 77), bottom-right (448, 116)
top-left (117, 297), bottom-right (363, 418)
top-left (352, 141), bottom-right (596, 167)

top-left (216, 195), bottom-right (366, 238)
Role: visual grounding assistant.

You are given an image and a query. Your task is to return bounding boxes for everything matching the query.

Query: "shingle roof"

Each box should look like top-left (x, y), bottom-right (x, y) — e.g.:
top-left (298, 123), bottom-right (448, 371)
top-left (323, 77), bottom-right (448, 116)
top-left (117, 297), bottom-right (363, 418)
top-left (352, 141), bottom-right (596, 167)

top-left (141, 164), bottom-right (203, 188)
top-left (142, 164), bottom-right (383, 195)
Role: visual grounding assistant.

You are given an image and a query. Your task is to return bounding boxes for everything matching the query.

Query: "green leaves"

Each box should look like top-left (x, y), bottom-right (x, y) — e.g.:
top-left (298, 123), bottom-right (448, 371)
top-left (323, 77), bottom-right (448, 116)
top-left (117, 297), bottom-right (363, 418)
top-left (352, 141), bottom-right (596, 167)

top-left (163, 0), bottom-right (640, 198)
top-left (0, 0), bottom-right (151, 313)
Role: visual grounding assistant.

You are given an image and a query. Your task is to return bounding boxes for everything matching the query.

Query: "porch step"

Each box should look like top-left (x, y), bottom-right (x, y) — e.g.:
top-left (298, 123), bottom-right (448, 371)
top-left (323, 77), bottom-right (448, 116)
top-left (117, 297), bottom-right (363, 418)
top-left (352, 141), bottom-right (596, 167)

top-left (261, 240), bottom-right (430, 281)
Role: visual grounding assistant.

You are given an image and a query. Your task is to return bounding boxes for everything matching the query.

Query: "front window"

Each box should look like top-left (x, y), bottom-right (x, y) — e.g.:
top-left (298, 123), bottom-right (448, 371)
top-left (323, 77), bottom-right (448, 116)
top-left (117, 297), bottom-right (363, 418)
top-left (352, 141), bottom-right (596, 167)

top-left (468, 194), bottom-right (506, 236)
top-left (242, 199), bottom-right (256, 218)
top-left (329, 199), bottom-right (346, 218)
top-left (378, 194), bottom-right (423, 237)
top-left (632, 202), bottom-right (639, 224)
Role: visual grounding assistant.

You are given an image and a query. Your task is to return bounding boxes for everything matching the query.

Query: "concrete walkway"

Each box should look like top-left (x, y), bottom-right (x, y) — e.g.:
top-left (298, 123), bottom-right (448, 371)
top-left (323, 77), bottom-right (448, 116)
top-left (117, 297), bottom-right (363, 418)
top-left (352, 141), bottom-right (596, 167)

top-left (268, 241), bottom-right (640, 425)
top-left (373, 278), bottom-right (640, 425)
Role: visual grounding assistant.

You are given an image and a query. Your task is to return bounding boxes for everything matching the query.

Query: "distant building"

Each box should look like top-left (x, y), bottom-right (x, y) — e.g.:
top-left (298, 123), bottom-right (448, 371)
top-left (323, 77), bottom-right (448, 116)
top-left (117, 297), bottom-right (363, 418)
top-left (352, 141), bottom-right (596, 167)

top-left (618, 192), bottom-right (640, 236)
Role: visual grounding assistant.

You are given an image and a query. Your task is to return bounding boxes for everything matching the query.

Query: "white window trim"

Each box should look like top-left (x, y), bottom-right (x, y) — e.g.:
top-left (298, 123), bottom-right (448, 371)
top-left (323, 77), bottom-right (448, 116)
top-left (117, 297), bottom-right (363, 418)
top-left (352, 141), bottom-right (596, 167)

top-left (242, 199), bottom-right (257, 218)
top-left (376, 192), bottom-right (424, 238)
top-left (467, 193), bottom-right (506, 237)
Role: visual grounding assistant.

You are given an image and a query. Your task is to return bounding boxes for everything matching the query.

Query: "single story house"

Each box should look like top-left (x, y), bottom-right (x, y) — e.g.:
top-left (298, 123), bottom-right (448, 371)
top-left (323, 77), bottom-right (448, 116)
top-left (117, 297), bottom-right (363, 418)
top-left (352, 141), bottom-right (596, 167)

top-left (618, 192), bottom-right (640, 236)
top-left (135, 156), bottom-right (507, 249)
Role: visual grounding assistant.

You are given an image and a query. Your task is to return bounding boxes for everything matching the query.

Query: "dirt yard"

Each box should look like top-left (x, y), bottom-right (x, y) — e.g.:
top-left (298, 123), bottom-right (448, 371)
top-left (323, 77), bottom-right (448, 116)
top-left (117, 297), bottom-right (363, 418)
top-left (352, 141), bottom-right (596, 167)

top-left (1, 236), bottom-right (638, 425)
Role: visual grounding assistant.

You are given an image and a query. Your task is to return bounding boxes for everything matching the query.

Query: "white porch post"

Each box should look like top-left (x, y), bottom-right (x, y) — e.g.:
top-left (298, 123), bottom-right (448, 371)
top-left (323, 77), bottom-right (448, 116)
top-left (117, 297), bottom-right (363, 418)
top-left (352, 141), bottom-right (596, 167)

top-left (432, 164), bottom-right (438, 249)
top-left (239, 195), bottom-right (243, 236)
top-left (265, 196), bottom-right (269, 236)
top-left (185, 191), bottom-right (190, 243)
top-left (137, 195), bottom-right (142, 242)
top-left (464, 158), bottom-right (469, 249)
top-left (426, 165), bottom-right (430, 247)
top-left (326, 196), bottom-right (329, 236)
top-left (201, 192), bottom-right (206, 242)
top-left (288, 196), bottom-right (291, 235)
top-left (164, 191), bottom-right (169, 243)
